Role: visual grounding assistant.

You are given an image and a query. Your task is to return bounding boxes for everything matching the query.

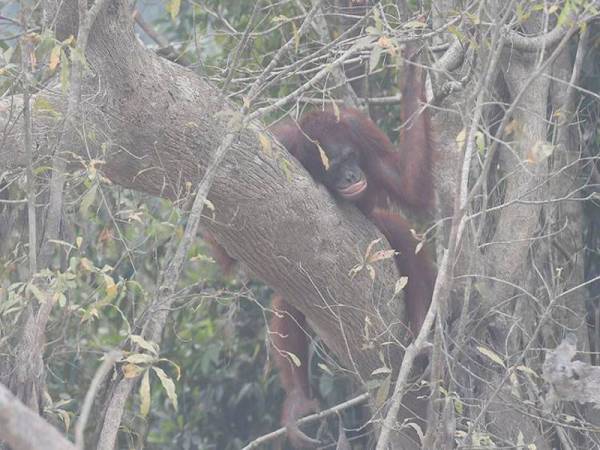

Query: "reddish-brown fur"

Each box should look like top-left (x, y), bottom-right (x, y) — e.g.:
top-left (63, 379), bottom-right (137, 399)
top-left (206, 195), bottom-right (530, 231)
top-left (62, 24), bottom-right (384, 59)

top-left (207, 59), bottom-right (435, 448)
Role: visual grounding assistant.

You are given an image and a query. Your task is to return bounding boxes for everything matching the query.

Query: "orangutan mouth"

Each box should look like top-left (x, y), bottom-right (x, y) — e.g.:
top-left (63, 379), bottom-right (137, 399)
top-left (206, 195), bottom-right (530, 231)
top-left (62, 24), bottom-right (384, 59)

top-left (338, 179), bottom-right (367, 199)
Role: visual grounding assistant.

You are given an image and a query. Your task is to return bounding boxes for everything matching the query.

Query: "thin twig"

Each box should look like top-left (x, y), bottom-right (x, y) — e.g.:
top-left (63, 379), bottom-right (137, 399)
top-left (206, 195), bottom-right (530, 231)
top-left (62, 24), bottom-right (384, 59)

top-left (222, 1), bottom-right (262, 91)
top-left (242, 393), bottom-right (369, 449)
top-left (245, 0), bottom-right (323, 105)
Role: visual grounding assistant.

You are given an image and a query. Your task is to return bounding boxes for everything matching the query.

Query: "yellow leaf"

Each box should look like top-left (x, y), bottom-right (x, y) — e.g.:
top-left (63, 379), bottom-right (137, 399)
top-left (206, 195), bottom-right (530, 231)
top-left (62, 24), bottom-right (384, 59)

top-left (348, 264), bottom-right (363, 279)
top-left (57, 410), bottom-right (71, 432)
top-left (394, 277), bottom-right (408, 296)
top-left (152, 366), bottom-right (178, 411)
top-left (371, 366), bottom-right (392, 376)
top-left (123, 363), bottom-right (144, 379)
top-left (140, 370), bottom-right (151, 417)
top-left (526, 141), bottom-right (555, 164)
top-left (368, 249), bottom-right (396, 264)
top-left (316, 143), bottom-right (330, 170)
top-left (80, 257), bottom-right (94, 271)
top-left (332, 101), bottom-right (340, 121)
top-left (258, 132), bottom-right (273, 157)
top-left (415, 241), bottom-right (424, 255)
top-left (509, 370), bottom-right (520, 399)
top-left (103, 274), bottom-right (118, 299)
top-left (504, 119), bottom-right (517, 135)
top-left (62, 35), bottom-right (75, 46)
top-left (318, 363), bottom-right (333, 376)
top-left (367, 265), bottom-right (375, 280)
top-left (286, 351), bottom-right (301, 367)
top-left (455, 128), bottom-right (467, 150)
top-left (130, 335), bottom-right (159, 356)
top-left (477, 346), bottom-right (505, 367)
top-left (364, 238), bottom-right (382, 259)
top-left (166, 0), bottom-right (181, 20)
top-left (162, 359), bottom-right (181, 381)
top-left (49, 45), bottom-right (61, 71)
top-left (517, 431), bottom-right (525, 446)
top-left (515, 365), bottom-right (538, 378)
top-left (126, 353), bottom-right (156, 365)
top-left (377, 36), bottom-right (392, 48)
top-left (60, 49), bottom-right (69, 93)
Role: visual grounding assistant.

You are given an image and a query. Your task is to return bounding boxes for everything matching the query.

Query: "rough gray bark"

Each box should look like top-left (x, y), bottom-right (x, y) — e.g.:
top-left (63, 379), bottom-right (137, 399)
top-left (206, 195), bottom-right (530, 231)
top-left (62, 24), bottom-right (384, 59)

top-left (422, 3), bottom-right (595, 449)
top-left (0, 383), bottom-right (77, 450)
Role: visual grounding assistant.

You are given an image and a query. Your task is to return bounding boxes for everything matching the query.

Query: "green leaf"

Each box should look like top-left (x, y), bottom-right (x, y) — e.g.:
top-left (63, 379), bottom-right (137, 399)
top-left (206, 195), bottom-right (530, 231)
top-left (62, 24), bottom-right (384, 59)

top-left (79, 183), bottom-right (98, 218)
top-left (475, 131), bottom-right (485, 153)
top-left (56, 293), bottom-right (67, 307)
top-left (374, 375), bottom-right (390, 408)
top-left (557, 0), bottom-right (574, 27)
top-left (166, 0), bottom-right (181, 21)
top-left (27, 282), bottom-right (47, 304)
top-left (291, 21), bottom-right (300, 53)
top-left (369, 45), bottom-right (383, 73)
top-left (404, 20), bottom-right (427, 29)
top-left (454, 396), bottom-right (464, 415)
top-left (33, 97), bottom-right (61, 118)
top-left (373, 8), bottom-right (383, 32)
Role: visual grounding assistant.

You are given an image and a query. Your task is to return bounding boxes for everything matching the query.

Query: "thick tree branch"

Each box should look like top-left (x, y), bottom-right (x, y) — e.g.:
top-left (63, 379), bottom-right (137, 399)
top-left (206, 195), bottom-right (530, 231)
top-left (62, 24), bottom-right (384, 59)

top-left (0, 383), bottom-right (77, 450)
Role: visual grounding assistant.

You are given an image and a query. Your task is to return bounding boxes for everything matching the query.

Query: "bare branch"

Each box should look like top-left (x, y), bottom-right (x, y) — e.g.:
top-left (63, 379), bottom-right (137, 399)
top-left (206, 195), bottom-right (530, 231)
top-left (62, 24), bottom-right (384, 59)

top-left (242, 393), bottom-right (369, 449)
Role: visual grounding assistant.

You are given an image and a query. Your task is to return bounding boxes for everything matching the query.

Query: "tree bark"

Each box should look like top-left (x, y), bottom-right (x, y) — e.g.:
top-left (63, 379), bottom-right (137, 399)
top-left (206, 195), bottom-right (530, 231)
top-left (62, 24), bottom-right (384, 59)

top-left (0, 383), bottom-right (77, 450)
